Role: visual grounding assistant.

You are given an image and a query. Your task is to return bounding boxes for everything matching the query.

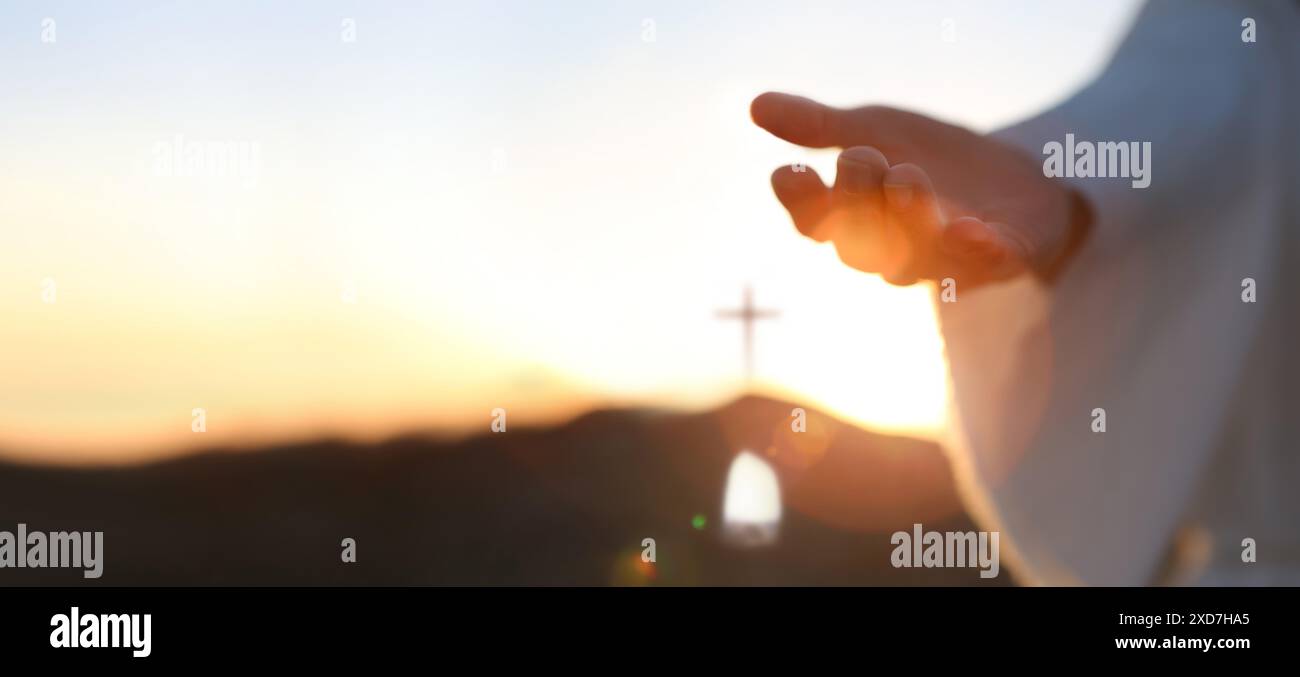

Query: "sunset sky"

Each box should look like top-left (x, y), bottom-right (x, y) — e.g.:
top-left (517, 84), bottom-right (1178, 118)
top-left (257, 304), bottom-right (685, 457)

top-left (0, 0), bottom-right (1140, 462)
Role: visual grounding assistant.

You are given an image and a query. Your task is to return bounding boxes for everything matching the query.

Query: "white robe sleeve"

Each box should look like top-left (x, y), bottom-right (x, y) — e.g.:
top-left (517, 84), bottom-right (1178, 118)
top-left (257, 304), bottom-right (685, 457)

top-left (938, 0), bottom-right (1295, 585)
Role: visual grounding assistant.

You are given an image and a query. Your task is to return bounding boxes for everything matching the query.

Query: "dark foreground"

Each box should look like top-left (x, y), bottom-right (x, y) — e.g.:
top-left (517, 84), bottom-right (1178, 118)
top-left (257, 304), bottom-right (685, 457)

top-left (0, 396), bottom-right (999, 586)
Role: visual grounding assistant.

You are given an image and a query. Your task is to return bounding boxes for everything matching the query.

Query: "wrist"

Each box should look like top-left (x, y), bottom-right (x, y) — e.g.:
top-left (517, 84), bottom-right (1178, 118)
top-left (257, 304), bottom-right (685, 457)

top-left (1036, 188), bottom-right (1092, 283)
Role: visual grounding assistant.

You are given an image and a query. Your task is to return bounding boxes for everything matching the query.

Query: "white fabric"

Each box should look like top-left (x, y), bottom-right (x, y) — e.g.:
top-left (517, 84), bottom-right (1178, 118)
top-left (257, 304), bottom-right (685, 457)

top-left (938, 0), bottom-right (1300, 585)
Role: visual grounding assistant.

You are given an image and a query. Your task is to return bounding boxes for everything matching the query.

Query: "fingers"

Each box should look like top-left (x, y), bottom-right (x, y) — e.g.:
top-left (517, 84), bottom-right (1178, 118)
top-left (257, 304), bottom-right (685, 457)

top-left (940, 217), bottom-right (1030, 281)
top-left (769, 144), bottom-right (915, 276)
top-left (766, 137), bottom-right (1034, 287)
top-left (770, 164), bottom-right (833, 241)
top-left (834, 146), bottom-right (888, 199)
top-left (771, 146), bottom-right (1032, 288)
top-left (881, 163), bottom-right (942, 285)
top-left (882, 163), bottom-right (939, 218)
top-left (830, 147), bottom-right (907, 276)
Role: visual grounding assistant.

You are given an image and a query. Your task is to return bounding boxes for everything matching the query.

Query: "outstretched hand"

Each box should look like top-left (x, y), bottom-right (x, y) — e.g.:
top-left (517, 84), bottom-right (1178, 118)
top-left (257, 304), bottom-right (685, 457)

top-left (751, 92), bottom-right (1088, 288)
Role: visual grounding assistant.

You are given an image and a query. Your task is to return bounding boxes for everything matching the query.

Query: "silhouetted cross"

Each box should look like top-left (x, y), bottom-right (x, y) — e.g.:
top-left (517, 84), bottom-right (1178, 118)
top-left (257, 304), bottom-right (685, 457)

top-left (716, 285), bottom-right (779, 381)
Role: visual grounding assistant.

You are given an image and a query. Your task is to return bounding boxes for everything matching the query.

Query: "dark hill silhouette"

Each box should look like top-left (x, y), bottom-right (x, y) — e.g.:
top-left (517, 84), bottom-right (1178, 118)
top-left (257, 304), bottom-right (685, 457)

top-left (0, 396), bottom-right (1004, 586)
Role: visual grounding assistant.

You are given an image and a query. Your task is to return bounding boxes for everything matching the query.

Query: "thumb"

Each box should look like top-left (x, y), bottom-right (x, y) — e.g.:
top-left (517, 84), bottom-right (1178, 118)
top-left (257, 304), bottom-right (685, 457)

top-left (751, 92), bottom-right (843, 148)
top-left (751, 92), bottom-right (884, 149)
